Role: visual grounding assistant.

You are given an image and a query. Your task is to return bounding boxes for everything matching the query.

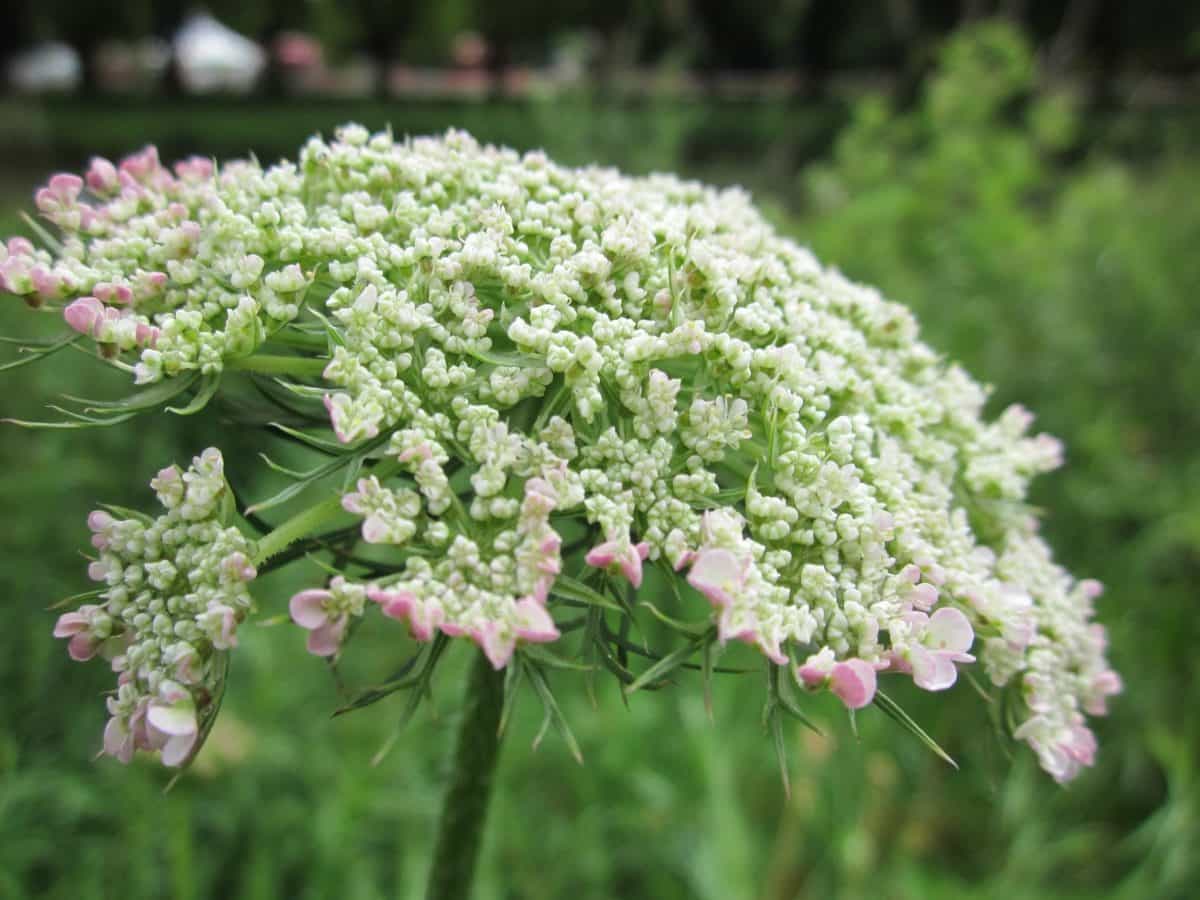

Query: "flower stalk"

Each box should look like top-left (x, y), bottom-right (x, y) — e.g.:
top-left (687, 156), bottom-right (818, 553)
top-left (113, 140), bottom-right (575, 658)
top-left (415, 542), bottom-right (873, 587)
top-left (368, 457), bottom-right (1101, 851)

top-left (425, 649), bottom-right (506, 900)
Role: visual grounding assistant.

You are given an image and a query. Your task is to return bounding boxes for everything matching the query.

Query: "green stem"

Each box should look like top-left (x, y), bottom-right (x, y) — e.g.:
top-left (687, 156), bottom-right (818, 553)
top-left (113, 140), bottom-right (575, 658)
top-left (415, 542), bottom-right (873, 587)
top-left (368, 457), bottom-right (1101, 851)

top-left (251, 496), bottom-right (345, 565)
top-left (424, 650), bottom-right (506, 900)
top-left (226, 354), bottom-right (328, 377)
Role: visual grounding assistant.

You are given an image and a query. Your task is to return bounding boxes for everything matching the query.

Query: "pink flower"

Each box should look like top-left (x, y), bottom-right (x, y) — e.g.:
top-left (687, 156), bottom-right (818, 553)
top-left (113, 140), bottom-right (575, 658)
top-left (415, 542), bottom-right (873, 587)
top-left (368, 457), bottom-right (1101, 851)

top-left (512, 597), bottom-right (560, 643)
top-left (686, 548), bottom-right (744, 608)
top-left (53, 605), bottom-right (104, 661)
top-left (890, 607), bottom-right (976, 691)
top-left (797, 650), bottom-right (878, 709)
top-left (174, 156), bottom-right (214, 182)
top-left (93, 281), bottom-right (133, 305)
top-left (585, 538), bottom-right (651, 589)
top-left (1084, 669), bottom-right (1123, 716)
top-left (119, 146), bottom-right (161, 184)
top-left (368, 586), bottom-right (446, 642)
top-left (63, 297), bottom-right (105, 337)
top-left (86, 157), bottom-right (120, 195)
top-left (290, 587), bottom-right (347, 657)
top-left (146, 681), bottom-right (199, 767)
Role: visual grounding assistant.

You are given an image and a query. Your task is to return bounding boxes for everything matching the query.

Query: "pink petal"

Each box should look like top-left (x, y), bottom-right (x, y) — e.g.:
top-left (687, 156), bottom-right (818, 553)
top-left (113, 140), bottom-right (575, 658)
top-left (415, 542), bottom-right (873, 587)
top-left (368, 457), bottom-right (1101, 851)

top-left (54, 611), bottom-right (89, 638)
top-left (513, 598), bottom-right (560, 643)
top-left (477, 623), bottom-right (515, 670)
top-left (64, 297), bottom-right (105, 337)
top-left (289, 589), bottom-right (331, 630)
top-left (68, 632), bottom-right (99, 661)
top-left (829, 660), bottom-right (877, 709)
top-left (409, 603), bottom-right (443, 641)
top-left (160, 732), bottom-right (197, 768)
top-left (306, 618), bottom-right (346, 657)
top-left (910, 647), bottom-right (959, 691)
top-left (584, 541), bottom-right (619, 568)
top-left (103, 717), bottom-right (135, 764)
top-left (147, 703), bottom-right (197, 738)
top-left (617, 545), bottom-right (645, 589)
top-left (926, 607), bottom-right (974, 654)
top-left (686, 548), bottom-right (743, 608)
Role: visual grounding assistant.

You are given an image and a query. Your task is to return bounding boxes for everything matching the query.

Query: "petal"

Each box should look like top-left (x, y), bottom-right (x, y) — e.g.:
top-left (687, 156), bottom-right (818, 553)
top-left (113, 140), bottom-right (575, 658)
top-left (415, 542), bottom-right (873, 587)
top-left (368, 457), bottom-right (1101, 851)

top-left (68, 632), bottom-right (99, 661)
top-left (147, 702), bottom-right (197, 737)
top-left (584, 541), bottom-right (619, 568)
top-left (513, 598), bottom-right (560, 643)
top-left (926, 607), bottom-right (974, 654)
top-left (53, 611), bottom-right (89, 638)
top-left (830, 660), bottom-right (877, 709)
top-left (687, 548), bottom-right (743, 608)
top-left (618, 545), bottom-right (644, 589)
top-left (103, 717), bottom-right (133, 763)
top-left (160, 732), bottom-right (197, 768)
top-left (408, 603), bottom-right (442, 641)
top-left (289, 589), bottom-right (331, 629)
top-left (911, 648), bottom-right (959, 691)
top-left (306, 618), bottom-right (346, 657)
top-left (478, 624), bottom-right (515, 670)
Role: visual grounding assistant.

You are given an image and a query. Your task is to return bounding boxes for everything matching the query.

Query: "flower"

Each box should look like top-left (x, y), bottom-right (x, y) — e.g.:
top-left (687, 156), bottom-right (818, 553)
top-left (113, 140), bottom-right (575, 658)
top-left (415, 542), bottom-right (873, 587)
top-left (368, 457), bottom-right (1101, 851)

top-left (15, 127), bottom-right (1119, 780)
top-left (585, 538), bottom-right (650, 588)
top-left (289, 577), bottom-right (365, 657)
top-left (889, 608), bottom-right (977, 692)
top-left (797, 649), bottom-right (879, 710)
top-left (52, 449), bottom-right (255, 767)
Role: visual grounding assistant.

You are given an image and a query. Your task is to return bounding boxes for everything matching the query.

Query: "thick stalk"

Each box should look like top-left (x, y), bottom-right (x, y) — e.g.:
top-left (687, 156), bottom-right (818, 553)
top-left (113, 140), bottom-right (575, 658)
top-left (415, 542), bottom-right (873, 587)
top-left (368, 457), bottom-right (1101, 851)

top-left (424, 650), bottom-right (505, 900)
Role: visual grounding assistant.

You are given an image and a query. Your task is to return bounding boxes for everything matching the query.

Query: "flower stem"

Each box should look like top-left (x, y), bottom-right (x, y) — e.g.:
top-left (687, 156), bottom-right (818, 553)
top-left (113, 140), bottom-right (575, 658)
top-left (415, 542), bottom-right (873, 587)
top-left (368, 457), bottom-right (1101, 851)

top-left (424, 650), bottom-right (505, 900)
top-left (251, 496), bottom-right (344, 565)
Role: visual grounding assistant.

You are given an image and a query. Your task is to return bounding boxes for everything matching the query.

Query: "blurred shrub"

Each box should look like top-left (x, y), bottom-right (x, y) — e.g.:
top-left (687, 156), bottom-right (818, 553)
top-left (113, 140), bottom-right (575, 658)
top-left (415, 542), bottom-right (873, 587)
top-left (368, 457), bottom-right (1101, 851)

top-left (798, 20), bottom-right (1200, 898)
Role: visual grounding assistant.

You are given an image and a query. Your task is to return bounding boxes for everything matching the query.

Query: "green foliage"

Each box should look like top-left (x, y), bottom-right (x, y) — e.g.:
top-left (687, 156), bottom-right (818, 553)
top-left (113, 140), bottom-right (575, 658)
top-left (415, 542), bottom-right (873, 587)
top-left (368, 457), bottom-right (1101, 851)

top-left (1, 20), bottom-right (1198, 899)
top-left (797, 20), bottom-right (1200, 898)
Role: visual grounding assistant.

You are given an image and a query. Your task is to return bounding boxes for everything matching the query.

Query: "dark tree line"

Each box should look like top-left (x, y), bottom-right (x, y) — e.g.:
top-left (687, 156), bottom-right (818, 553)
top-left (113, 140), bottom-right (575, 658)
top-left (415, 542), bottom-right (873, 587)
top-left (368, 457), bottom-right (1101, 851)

top-left (4, 0), bottom-right (1197, 79)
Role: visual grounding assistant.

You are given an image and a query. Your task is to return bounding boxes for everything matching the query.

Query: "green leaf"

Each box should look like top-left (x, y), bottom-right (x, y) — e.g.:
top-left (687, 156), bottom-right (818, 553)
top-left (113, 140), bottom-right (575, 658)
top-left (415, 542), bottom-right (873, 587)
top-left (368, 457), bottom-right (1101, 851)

top-left (497, 661), bottom-right (524, 738)
top-left (167, 373), bottom-right (221, 415)
top-left (624, 629), bottom-right (713, 695)
top-left (550, 575), bottom-right (623, 612)
top-left (524, 661), bottom-right (584, 764)
top-left (0, 331), bottom-right (79, 372)
top-left (873, 689), bottom-right (958, 769)
top-left (63, 371), bottom-right (200, 413)
top-left (332, 647), bottom-right (427, 716)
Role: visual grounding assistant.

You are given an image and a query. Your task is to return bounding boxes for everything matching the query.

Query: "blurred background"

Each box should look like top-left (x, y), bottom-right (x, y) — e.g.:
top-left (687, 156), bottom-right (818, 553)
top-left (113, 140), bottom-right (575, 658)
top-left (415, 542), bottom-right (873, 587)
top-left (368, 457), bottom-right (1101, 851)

top-left (1, 2), bottom-right (1198, 898)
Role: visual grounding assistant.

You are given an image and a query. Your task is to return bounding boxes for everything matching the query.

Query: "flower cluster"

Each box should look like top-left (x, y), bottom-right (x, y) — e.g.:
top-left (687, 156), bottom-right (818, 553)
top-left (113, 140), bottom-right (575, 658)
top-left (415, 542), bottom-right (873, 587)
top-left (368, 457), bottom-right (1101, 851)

top-left (13, 126), bottom-right (1119, 780)
top-left (53, 449), bottom-right (256, 766)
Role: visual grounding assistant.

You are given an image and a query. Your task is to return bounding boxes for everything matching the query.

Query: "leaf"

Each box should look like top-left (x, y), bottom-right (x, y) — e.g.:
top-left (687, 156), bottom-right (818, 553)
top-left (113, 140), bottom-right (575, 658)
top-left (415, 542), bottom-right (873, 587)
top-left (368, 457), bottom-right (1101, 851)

top-left (368, 635), bottom-right (450, 766)
top-left (638, 599), bottom-right (711, 636)
top-left (520, 644), bottom-right (594, 672)
top-left (874, 689), bottom-right (958, 769)
top-left (245, 430), bottom-right (390, 515)
top-left (0, 332), bottom-right (79, 372)
top-left (269, 422), bottom-right (343, 455)
top-left (20, 211), bottom-right (63, 253)
top-left (497, 661), bottom-right (524, 738)
top-left (550, 575), bottom-right (623, 612)
top-left (167, 373), bottom-right (221, 415)
top-left (63, 371), bottom-right (200, 412)
top-left (769, 707), bottom-right (792, 800)
top-left (624, 630), bottom-right (713, 696)
top-left (524, 660), bottom-right (584, 764)
top-left (332, 647), bottom-right (427, 716)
